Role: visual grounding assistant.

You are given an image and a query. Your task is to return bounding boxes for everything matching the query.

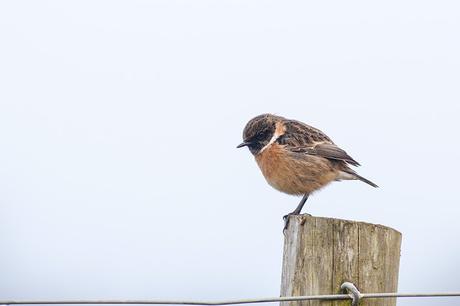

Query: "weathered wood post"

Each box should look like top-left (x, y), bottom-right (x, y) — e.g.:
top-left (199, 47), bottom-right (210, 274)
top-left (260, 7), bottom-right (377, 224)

top-left (280, 215), bottom-right (402, 306)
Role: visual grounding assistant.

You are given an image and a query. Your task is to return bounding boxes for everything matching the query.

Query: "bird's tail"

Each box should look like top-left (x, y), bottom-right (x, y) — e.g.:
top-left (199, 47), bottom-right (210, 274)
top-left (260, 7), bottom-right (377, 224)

top-left (338, 169), bottom-right (379, 188)
top-left (354, 174), bottom-right (379, 188)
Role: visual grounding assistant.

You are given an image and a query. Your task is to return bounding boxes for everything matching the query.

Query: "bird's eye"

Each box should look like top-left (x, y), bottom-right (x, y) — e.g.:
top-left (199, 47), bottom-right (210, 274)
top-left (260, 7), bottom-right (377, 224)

top-left (257, 131), bottom-right (267, 140)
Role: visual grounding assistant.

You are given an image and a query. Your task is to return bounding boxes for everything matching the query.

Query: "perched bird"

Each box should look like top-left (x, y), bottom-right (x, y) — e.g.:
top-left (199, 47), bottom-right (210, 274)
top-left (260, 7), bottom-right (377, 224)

top-left (237, 114), bottom-right (377, 230)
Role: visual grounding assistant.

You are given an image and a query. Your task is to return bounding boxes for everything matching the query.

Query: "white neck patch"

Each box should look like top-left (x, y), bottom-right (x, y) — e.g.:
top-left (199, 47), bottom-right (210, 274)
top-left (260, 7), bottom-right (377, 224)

top-left (259, 133), bottom-right (279, 154)
top-left (258, 122), bottom-right (286, 154)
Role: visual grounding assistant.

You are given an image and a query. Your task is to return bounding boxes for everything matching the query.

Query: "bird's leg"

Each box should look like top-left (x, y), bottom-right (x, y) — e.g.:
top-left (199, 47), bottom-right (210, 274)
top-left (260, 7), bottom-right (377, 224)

top-left (292, 193), bottom-right (310, 214)
top-left (283, 193), bottom-right (310, 232)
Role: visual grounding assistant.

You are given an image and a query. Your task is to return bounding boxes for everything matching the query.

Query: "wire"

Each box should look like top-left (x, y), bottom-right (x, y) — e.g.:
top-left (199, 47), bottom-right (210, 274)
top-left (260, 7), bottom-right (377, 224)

top-left (2, 292), bottom-right (460, 305)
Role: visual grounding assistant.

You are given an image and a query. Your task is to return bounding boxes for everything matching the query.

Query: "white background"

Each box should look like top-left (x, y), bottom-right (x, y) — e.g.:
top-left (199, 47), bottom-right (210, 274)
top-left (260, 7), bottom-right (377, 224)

top-left (1, 1), bottom-right (459, 305)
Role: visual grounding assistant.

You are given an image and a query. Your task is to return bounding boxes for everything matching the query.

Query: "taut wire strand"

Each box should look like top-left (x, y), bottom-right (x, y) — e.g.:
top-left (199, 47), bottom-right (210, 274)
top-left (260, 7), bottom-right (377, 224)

top-left (2, 292), bottom-right (460, 305)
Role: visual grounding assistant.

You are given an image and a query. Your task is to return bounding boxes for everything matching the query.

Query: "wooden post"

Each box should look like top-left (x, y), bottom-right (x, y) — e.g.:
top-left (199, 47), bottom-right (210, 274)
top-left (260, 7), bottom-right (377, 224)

top-left (280, 215), bottom-right (402, 306)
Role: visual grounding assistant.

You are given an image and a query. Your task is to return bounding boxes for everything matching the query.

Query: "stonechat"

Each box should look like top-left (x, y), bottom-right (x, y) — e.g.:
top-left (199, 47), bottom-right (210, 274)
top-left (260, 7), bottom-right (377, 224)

top-left (237, 114), bottom-right (377, 230)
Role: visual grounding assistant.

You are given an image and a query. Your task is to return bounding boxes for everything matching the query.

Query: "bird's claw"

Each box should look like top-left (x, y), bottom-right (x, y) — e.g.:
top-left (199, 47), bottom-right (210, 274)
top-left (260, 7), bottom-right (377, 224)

top-left (283, 212), bottom-right (313, 234)
top-left (283, 213), bottom-right (296, 234)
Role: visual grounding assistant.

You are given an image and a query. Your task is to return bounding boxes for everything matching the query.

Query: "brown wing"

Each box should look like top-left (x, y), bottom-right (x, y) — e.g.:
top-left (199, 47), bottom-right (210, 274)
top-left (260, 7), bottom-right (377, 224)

top-left (282, 119), bottom-right (332, 145)
top-left (280, 119), bottom-right (361, 167)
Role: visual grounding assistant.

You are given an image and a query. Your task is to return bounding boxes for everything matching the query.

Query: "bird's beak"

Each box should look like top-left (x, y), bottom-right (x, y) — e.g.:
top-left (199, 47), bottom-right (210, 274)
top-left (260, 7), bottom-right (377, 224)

top-left (236, 141), bottom-right (251, 148)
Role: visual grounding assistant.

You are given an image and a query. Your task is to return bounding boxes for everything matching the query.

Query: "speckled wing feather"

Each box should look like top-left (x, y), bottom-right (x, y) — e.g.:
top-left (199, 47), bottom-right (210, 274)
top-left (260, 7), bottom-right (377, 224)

top-left (280, 120), bottom-right (361, 167)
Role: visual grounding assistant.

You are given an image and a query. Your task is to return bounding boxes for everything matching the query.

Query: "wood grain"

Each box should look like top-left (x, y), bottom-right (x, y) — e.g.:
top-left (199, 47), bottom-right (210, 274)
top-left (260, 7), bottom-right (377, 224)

top-left (280, 215), bottom-right (402, 306)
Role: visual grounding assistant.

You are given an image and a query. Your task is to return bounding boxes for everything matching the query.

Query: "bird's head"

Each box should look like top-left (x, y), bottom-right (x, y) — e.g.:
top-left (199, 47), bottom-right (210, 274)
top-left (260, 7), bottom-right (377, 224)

top-left (237, 114), bottom-right (284, 155)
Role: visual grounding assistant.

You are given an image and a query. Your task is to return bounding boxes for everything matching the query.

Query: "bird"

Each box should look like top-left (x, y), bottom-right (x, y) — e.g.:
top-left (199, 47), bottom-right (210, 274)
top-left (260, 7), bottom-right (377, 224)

top-left (237, 113), bottom-right (377, 230)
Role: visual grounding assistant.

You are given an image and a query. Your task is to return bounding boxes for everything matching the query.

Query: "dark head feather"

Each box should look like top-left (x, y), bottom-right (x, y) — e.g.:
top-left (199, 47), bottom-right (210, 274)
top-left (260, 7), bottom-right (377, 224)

top-left (241, 114), bottom-right (281, 155)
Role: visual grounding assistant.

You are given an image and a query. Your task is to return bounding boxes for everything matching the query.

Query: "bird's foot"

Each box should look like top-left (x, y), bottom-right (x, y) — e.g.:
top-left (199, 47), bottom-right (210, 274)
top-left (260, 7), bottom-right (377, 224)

top-left (283, 212), bottom-right (298, 234)
top-left (283, 212), bottom-right (312, 234)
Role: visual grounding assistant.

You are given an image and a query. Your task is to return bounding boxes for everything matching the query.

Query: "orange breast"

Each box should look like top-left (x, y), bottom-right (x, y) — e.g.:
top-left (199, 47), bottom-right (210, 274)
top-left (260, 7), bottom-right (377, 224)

top-left (255, 144), bottom-right (339, 195)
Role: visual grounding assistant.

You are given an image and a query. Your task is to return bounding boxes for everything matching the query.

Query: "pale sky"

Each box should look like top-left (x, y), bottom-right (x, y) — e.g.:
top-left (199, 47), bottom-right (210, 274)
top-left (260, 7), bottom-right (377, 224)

top-left (1, 1), bottom-right (459, 306)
